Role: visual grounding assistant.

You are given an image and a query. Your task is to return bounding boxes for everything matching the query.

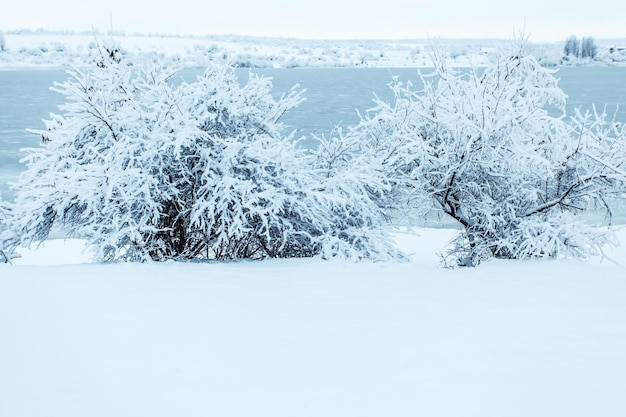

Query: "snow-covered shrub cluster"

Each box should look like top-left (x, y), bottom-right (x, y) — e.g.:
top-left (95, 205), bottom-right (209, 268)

top-left (2, 39), bottom-right (625, 266)
top-left (332, 41), bottom-right (626, 266)
top-left (0, 49), bottom-right (398, 262)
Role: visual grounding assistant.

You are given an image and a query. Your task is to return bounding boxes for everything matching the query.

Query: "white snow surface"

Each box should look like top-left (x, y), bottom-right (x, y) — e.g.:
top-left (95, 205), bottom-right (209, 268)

top-left (1, 228), bottom-right (626, 416)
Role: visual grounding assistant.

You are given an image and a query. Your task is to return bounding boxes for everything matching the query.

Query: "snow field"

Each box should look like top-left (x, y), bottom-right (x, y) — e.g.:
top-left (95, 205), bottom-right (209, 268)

top-left (1, 228), bottom-right (625, 417)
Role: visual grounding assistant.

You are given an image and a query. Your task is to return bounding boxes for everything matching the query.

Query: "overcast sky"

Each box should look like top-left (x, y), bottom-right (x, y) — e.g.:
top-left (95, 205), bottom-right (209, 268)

top-left (1, 0), bottom-right (624, 41)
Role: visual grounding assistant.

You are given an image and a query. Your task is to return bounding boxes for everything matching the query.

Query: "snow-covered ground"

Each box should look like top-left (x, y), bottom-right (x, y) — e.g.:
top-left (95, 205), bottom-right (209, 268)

top-left (2, 30), bottom-right (626, 69)
top-left (2, 228), bottom-right (625, 416)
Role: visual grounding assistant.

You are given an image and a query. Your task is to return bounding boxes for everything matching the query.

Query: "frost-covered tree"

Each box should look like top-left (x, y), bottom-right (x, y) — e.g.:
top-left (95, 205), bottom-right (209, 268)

top-left (581, 36), bottom-right (598, 59)
top-left (2, 54), bottom-right (400, 262)
top-left (0, 31), bottom-right (6, 52)
top-left (564, 35), bottom-right (580, 57)
top-left (342, 41), bottom-right (626, 266)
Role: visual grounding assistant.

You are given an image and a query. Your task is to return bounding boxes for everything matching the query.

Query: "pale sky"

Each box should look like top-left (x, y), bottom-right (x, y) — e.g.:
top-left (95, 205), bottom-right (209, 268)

top-left (1, 0), bottom-right (625, 41)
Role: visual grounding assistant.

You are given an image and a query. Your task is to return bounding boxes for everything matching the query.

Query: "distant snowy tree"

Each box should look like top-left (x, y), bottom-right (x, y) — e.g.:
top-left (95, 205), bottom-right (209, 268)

top-left (1, 53), bottom-right (400, 262)
top-left (581, 36), bottom-right (598, 59)
top-left (449, 46), bottom-right (468, 61)
top-left (0, 31), bottom-right (6, 52)
top-left (564, 35), bottom-right (580, 57)
top-left (342, 40), bottom-right (626, 266)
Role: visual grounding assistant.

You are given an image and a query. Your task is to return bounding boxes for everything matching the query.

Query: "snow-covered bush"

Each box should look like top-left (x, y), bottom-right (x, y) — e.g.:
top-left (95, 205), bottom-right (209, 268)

top-left (1, 54), bottom-right (399, 262)
top-left (343, 41), bottom-right (626, 266)
top-left (312, 125), bottom-right (429, 228)
top-left (0, 194), bottom-right (8, 263)
top-left (311, 126), bottom-right (409, 258)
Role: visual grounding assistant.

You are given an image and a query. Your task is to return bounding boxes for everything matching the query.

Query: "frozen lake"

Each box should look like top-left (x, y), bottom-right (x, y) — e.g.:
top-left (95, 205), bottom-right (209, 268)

top-left (1, 66), bottom-right (626, 202)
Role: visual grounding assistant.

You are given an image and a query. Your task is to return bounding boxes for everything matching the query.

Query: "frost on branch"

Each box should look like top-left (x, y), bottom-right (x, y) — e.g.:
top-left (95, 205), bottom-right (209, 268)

top-left (2, 55), bottom-right (400, 262)
top-left (346, 40), bottom-right (626, 266)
